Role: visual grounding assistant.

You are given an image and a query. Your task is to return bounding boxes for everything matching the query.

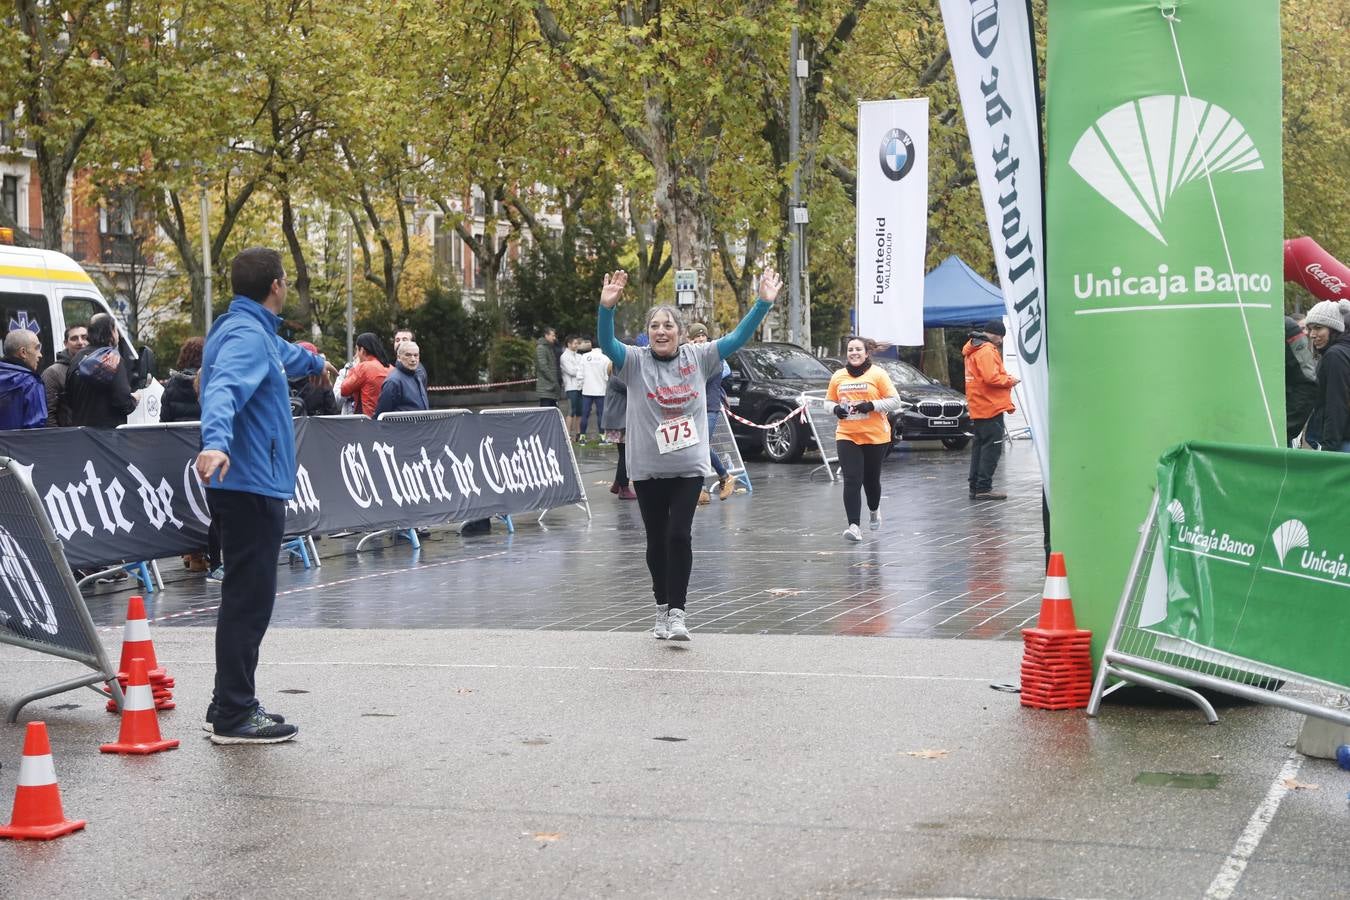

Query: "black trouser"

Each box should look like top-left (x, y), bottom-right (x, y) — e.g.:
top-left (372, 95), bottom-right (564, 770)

top-left (633, 477), bottom-right (703, 610)
top-left (968, 414), bottom-right (1005, 494)
top-left (836, 440), bottom-right (887, 526)
top-left (206, 518), bottom-right (222, 570)
top-left (538, 397), bottom-right (558, 408)
top-left (613, 441), bottom-right (628, 487)
top-left (207, 488), bottom-right (286, 729)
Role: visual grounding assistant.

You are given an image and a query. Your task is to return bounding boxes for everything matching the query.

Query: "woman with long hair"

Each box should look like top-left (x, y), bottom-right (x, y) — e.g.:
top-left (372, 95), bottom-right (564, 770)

top-left (597, 267), bottom-right (781, 640)
top-left (161, 336), bottom-right (205, 423)
top-left (827, 337), bottom-right (900, 541)
top-left (340, 332), bottom-right (392, 417)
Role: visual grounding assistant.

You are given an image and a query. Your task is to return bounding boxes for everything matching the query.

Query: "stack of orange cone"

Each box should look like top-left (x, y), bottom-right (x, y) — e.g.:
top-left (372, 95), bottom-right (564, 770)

top-left (0, 722), bottom-right (86, 840)
top-left (100, 657), bottom-right (180, 755)
top-left (1020, 553), bottom-right (1093, 710)
top-left (105, 596), bottom-right (175, 712)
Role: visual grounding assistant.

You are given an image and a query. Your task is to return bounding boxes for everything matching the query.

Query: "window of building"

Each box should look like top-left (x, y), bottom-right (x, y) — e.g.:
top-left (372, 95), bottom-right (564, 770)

top-left (1, 175), bottom-right (19, 224)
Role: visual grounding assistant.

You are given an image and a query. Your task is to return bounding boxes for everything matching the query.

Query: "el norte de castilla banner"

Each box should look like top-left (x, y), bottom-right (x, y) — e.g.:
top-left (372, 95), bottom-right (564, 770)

top-left (856, 98), bottom-right (929, 346)
top-left (0, 410), bottom-right (585, 571)
top-left (939, 0), bottom-right (1049, 493)
top-left (1047, 0), bottom-right (1284, 657)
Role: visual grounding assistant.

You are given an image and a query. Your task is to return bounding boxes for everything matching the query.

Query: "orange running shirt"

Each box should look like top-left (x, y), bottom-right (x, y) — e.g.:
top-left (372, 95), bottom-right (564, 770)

top-left (827, 365), bottom-right (898, 445)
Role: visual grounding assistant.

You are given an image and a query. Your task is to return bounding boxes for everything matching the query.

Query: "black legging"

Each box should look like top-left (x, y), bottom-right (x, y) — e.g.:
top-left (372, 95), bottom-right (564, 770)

top-left (613, 441), bottom-right (628, 488)
top-left (633, 476), bottom-right (703, 610)
top-left (836, 440), bottom-right (887, 526)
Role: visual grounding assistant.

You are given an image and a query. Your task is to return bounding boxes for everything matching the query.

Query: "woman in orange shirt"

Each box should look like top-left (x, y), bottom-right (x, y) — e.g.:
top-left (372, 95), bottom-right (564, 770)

top-left (827, 337), bottom-right (901, 542)
top-left (340, 332), bottom-right (392, 416)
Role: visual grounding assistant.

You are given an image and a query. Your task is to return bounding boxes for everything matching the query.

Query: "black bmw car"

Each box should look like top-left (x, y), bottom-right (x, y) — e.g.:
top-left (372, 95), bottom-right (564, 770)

top-left (723, 343), bottom-right (832, 462)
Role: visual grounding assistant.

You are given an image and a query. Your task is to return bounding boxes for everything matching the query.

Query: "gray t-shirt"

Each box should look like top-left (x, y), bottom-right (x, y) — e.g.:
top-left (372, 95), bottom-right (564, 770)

top-left (616, 341), bottom-right (722, 480)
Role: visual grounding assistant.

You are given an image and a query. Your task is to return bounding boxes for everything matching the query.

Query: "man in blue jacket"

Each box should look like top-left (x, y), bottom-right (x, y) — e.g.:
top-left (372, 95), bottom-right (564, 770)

top-left (195, 247), bottom-right (334, 745)
top-left (0, 329), bottom-right (47, 430)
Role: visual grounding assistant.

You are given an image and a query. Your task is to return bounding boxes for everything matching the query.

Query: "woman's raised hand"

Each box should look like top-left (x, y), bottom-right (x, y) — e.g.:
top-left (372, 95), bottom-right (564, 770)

top-left (757, 267), bottom-right (783, 304)
top-left (600, 270), bottom-right (628, 308)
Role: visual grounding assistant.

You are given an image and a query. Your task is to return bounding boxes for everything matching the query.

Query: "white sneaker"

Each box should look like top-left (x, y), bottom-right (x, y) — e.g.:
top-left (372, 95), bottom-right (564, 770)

top-left (869, 509), bottom-right (882, 531)
top-left (843, 524), bottom-right (862, 542)
top-left (667, 608), bottom-right (690, 641)
top-left (653, 604), bottom-right (671, 640)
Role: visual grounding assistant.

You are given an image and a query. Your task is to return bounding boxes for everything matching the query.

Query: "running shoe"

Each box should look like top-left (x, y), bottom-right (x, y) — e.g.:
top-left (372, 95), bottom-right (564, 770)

top-left (205, 566), bottom-right (225, 582)
top-left (697, 488), bottom-right (711, 506)
top-left (667, 608), bottom-right (690, 641)
top-left (869, 509), bottom-right (882, 531)
top-left (209, 707), bottom-right (298, 745)
top-left (843, 524), bottom-right (862, 542)
top-left (653, 605), bottom-right (672, 640)
top-left (203, 702), bottom-right (286, 734)
top-left (618, 486), bottom-right (637, 500)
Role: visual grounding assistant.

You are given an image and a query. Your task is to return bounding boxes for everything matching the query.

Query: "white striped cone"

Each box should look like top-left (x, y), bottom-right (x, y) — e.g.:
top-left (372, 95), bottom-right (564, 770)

top-left (100, 658), bottom-right (179, 755)
top-left (0, 722), bottom-right (85, 840)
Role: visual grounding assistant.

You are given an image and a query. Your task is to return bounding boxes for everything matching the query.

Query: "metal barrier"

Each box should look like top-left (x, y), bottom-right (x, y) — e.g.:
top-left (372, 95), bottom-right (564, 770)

top-left (798, 390), bottom-right (841, 482)
top-left (479, 407), bottom-right (591, 527)
top-left (709, 408), bottom-right (752, 493)
top-left (0, 456), bottom-right (124, 722)
top-left (1087, 491), bottom-right (1350, 726)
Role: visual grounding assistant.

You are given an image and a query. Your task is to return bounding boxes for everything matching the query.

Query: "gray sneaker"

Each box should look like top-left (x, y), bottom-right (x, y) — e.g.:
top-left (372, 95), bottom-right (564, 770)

top-left (202, 702), bottom-right (285, 734)
top-left (843, 524), bottom-right (862, 542)
top-left (869, 509), bottom-right (882, 531)
top-left (652, 604), bottom-right (671, 640)
top-left (209, 707), bottom-right (298, 745)
top-left (667, 608), bottom-right (690, 641)
top-left (205, 566), bottom-right (224, 582)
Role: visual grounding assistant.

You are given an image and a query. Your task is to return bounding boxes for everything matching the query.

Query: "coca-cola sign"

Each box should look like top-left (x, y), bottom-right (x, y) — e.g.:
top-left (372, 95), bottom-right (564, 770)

top-left (1306, 263), bottom-right (1346, 296)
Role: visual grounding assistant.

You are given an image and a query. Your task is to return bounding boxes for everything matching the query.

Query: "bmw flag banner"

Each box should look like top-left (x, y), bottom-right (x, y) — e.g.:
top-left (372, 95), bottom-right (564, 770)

top-left (855, 98), bottom-right (929, 346)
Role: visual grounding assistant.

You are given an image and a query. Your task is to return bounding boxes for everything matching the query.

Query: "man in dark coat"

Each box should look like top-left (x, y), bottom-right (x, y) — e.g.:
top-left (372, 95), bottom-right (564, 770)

top-left (42, 323), bottom-right (88, 426)
top-left (374, 340), bottom-right (429, 415)
top-left (535, 327), bottom-right (561, 407)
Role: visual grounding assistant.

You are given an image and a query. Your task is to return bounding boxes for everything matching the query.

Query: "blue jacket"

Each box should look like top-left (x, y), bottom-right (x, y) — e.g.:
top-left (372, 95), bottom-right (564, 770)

top-left (0, 359), bottom-right (47, 430)
top-left (199, 297), bottom-right (323, 499)
top-left (374, 362), bottom-right (428, 415)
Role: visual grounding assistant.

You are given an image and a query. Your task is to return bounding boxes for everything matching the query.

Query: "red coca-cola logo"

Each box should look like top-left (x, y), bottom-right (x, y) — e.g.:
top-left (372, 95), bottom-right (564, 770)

top-left (1306, 263), bottom-right (1346, 295)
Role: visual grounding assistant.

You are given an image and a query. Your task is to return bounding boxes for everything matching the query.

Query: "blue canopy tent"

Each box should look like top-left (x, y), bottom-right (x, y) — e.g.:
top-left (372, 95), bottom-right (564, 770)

top-left (922, 255), bottom-right (1005, 327)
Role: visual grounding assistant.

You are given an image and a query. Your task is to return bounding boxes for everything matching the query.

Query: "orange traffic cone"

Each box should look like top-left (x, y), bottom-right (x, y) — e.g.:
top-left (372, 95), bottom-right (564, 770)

top-left (0, 722), bottom-right (86, 840)
top-left (1035, 553), bottom-right (1078, 632)
top-left (105, 596), bottom-right (175, 713)
top-left (1020, 552), bottom-right (1093, 711)
top-left (115, 596), bottom-right (166, 681)
top-left (100, 658), bottom-right (180, 755)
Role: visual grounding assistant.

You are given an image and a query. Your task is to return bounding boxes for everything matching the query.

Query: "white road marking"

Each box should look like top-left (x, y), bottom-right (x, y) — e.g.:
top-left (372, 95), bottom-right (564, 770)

top-left (1203, 751), bottom-right (1303, 900)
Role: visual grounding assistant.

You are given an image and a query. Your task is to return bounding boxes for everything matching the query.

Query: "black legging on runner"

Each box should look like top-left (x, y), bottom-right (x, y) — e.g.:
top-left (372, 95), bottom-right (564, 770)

top-left (614, 441), bottom-right (628, 488)
top-left (836, 440), bottom-right (887, 526)
top-left (633, 476), bottom-right (703, 610)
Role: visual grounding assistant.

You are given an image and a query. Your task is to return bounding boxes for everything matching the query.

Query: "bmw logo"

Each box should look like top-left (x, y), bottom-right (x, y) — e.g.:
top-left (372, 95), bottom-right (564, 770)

top-left (879, 128), bottom-right (915, 181)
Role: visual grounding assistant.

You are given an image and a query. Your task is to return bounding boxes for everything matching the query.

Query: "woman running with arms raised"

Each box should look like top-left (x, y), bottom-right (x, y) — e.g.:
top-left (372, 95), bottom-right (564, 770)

top-left (597, 268), bottom-right (782, 640)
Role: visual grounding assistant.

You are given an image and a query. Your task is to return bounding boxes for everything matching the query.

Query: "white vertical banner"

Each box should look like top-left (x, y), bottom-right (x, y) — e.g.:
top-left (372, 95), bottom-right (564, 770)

top-left (855, 98), bottom-right (929, 346)
top-left (938, 0), bottom-right (1049, 494)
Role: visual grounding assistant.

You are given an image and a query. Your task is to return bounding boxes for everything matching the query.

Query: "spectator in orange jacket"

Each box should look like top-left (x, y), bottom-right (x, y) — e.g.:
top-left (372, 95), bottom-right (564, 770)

top-left (963, 319), bottom-right (1019, 501)
top-left (340, 332), bottom-right (392, 416)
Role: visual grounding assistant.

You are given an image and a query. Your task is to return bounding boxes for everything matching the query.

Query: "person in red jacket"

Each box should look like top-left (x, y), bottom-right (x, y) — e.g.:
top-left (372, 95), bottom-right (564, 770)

top-left (962, 319), bottom-right (1020, 501)
top-left (340, 332), bottom-right (392, 416)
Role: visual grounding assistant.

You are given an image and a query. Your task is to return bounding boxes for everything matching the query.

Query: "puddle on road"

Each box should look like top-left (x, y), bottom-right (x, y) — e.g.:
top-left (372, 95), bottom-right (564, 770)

top-left (1134, 772), bottom-right (1223, 789)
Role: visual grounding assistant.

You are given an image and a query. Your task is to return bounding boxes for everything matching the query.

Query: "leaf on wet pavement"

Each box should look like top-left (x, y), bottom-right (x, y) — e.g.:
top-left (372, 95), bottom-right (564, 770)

top-left (456, 688), bottom-right (474, 695)
top-left (767, 588), bottom-right (800, 597)
top-left (904, 749), bottom-right (950, 759)
top-left (531, 832), bottom-right (563, 842)
top-left (1283, 778), bottom-right (1318, 790)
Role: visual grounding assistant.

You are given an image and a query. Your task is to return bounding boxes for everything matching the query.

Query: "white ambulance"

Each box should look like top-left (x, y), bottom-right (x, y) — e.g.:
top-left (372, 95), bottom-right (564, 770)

top-left (0, 231), bottom-right (151, 388)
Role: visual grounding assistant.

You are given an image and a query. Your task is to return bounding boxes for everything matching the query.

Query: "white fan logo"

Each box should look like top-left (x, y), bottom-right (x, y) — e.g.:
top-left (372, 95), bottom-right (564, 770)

top-left (1070, 95), bottom-right (1263, 245)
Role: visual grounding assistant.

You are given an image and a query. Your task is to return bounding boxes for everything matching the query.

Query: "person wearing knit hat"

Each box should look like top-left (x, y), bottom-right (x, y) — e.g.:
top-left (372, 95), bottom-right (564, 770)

top-left (962, 319), bottom-right (1019, 499)
top-left (1285, 316), bottom-right (1318, 444)
top-left (1305, 299), bottom-right (1350, 451)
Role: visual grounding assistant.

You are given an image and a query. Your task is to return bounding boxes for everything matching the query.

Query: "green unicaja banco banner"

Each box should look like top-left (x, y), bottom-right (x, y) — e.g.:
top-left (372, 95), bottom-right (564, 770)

top-left (1149, 442), bottom-right (1350, 690)
top-left (1047, 0), bottom-right (1285, 661)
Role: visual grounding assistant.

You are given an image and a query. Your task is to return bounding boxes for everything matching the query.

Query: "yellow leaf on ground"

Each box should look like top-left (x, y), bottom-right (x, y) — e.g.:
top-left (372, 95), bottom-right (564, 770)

top-left (1283, 779), bottom-right (1318, 790)
top-left (532, 832), bottom-right (563, 842)
top-left (904, 749), bottom-right (950, 759)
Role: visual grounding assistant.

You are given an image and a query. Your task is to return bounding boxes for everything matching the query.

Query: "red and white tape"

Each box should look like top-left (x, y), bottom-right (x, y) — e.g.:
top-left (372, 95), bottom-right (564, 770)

top-left (428, 378), bottom-right (538, 393)
top-left (721, 403), bottom-right (806, 431)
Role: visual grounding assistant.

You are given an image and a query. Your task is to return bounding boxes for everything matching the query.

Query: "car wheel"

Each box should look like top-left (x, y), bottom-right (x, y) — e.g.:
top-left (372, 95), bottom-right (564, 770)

top-left (942, 436), bottom-right (970, 451)
top-left (763, 414), bottom-right (806, 463)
